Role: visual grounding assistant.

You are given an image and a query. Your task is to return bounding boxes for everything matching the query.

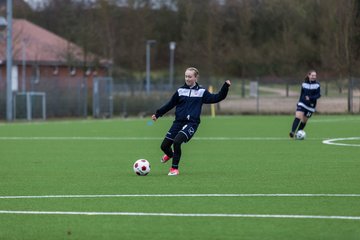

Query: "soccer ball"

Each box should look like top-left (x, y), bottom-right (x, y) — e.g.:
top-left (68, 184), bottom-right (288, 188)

top-left (295, 130), bottom-right (306, 140)
top-left (133, 159), bottom-right (151, 176)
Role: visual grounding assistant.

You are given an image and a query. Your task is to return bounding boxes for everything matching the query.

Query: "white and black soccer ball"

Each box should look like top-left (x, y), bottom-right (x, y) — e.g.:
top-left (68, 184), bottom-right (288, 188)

top-left (133, 159), bottom-right (151, 176)
top-left (295, 130), bottom-right (306, 140)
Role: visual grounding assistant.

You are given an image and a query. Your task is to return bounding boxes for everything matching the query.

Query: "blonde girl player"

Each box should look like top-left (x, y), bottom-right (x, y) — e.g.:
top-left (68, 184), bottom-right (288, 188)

top-left (152, 67), bottom-right (231, 175)
top-left (289, 70), bottom-right (321, 138)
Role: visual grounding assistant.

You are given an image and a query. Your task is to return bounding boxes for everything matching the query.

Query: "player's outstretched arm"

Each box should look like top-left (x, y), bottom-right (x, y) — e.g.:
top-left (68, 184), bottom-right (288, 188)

top-left (202, 80), bottom-right (230, 104)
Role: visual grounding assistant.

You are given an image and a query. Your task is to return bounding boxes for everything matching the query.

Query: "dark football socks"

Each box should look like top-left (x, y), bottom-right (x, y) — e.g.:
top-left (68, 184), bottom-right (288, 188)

top-left (291, 117), bottom-right (301, 133)
top-left (298, 121), bottom-right (306, 130)
top-left (171, 133), bottom-right (187, 169)
top-left (160, 138), bottom-right (174, 158)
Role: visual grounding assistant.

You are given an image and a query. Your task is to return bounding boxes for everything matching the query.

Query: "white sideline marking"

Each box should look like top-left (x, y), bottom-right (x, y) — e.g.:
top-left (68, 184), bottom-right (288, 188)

top-left (1, 193), bottom-right (360, 199)
top-left (0, 136), bottom-right (162, 141)
top-left (322, 137), bottom-right (360, 147)
top-left (312, 118), bottom-right (360, 123)
top-left (0, 210), bottom-right (359, 220)
top-left (0, 136), bottom-right (312, 141)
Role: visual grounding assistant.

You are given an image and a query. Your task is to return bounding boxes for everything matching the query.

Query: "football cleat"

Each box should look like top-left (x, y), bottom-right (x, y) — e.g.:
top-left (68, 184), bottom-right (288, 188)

top-left (168, 168), bottom-right (179, 176)
top-left (289, 132), bottom-right (295, 138)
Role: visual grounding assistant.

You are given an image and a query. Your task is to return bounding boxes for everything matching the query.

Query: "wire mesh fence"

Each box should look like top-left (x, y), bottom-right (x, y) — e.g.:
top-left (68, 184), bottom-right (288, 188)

top-left (111, 77), bottom-right (360, 116)
top-left (0, 76), bottom-right (359, 120)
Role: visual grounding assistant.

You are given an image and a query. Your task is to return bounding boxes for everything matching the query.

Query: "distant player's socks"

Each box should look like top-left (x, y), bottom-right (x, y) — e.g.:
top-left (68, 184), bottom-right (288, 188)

top-left (298, 122), bottom-right (306, 130)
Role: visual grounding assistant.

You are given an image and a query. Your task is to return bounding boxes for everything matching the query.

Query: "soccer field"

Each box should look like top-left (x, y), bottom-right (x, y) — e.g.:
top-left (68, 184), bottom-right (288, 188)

top-left (0, 115), bottom-right (359, 240)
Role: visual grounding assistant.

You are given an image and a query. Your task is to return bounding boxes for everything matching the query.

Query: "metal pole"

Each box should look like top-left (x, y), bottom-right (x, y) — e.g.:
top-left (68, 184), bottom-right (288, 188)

top-left (42, 93), bottom-right (46, 120)
top-left (169, 41), bottom-right (176, 89)
top-left (6, 0), bottom-right (13, 121)
top-left (108, 78), bottom-right (113, 118)
top-left (82, 77), bottom-right (87, 118)
top-left (347, 77), bottom-right (353, 113)
top-left (145, 40), bottom-right (155, 95)
top-left (146, 43), bottom-right (150, 94)
top-left (22, 38), bottom-right (26, 92)
top-left (26, 92), bottom-right (31, 121)
top-left (0, 17), bottom-right (6, 101)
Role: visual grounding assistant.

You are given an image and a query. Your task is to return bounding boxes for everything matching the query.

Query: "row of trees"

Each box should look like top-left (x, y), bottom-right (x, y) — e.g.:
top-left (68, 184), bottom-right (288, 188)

top-left (12, 0), bottom-right (360, 81)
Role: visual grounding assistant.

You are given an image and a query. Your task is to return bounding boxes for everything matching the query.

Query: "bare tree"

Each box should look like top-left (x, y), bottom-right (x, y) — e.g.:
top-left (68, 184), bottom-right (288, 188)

top-left (12, 0), bottom-right (360, 81)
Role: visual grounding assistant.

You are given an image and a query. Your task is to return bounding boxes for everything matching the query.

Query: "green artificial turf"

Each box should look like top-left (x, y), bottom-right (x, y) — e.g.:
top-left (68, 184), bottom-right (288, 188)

top-left (0, 115), bottom-right (359, 239)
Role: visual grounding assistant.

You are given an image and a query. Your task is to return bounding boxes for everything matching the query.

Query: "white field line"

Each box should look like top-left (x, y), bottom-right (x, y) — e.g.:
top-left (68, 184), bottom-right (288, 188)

top-left (0, 136), bottom-right (162, 141)
top-left (0, 116), bottom-right (357, 127)
top-left (322, 137), bottom-right (360, 147)
top-left (1, 194), bottom-right (359, 220)
top-left (0, 210), bottom-right (359, 220)
top-left (3, 136), bottom-right (359, 147)
top-left (0, 136), bottom-right (318, 141)
top-left (0, 118), bottom-right (126, 127)
top-left (1, 193), bottom-right (360, 199)
top-left (311, 117), bottom-right (360, 123)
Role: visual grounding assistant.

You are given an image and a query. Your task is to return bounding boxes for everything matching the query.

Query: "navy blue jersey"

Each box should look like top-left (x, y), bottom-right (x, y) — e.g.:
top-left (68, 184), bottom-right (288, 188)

top-left (155, 82), bottom-right (230, 123)
top-left (297, 80), bottom-right (321, 112)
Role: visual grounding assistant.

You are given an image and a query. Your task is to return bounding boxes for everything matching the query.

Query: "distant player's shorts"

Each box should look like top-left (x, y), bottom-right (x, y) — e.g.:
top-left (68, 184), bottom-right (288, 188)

top-left (165, 121), bottom-right (199, 142)
top-left (296, 104), bottom-right (314, 118)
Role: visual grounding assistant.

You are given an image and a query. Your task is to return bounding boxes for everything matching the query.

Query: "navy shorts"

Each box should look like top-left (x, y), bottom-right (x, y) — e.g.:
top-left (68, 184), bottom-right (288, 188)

top-left (296, 105), bottom-right (314, 118)
top-left (165, 121), bottom-right (199, 142)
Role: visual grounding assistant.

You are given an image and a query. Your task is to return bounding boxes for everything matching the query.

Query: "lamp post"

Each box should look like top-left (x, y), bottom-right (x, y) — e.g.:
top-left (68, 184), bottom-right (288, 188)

top-left (145, 40), bottom-right (156, 95)
top-left (0, 17), bottom-right (5, 99)
top-left (169, 41), bottom-right (176, 89)
top-left (6, 0), bottom-right (13, 121)
top-left (22, 38), bottom-right (27, 92)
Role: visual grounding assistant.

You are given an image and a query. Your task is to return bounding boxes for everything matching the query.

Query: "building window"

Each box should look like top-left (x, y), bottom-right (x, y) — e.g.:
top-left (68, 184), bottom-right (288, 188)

top-left (32, 65), bottom-right (40, 84)
top-left (85, 68), bottom-right (91, 76)
top-left (69, 66), bottom-right (76, 76)
top-left (53, 66), bottom-right (59, 75)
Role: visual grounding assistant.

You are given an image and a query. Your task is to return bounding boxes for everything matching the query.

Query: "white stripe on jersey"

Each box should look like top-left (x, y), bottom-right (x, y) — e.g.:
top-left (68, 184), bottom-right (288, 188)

top-left (298, 102), bottom-right (315, 112)
top-left (178, 88), bottom-right (205, 97)
top-left (302, 82), bottom-right (320, 90)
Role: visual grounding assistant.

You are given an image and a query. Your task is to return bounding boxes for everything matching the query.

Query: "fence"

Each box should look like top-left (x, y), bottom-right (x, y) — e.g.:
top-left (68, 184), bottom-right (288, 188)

top-left (221, 78), bottom-right (360, 115)
top-left (14, 92), bottom-right (46, 120)
top-left (0, 76), bottom-right (87, 120)
top-left (93, 77), bottom-right (113, 118)
top-left (110, 77), bottom-right (360, 116)
top-left (0, 76), bottom-right (359, 120)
